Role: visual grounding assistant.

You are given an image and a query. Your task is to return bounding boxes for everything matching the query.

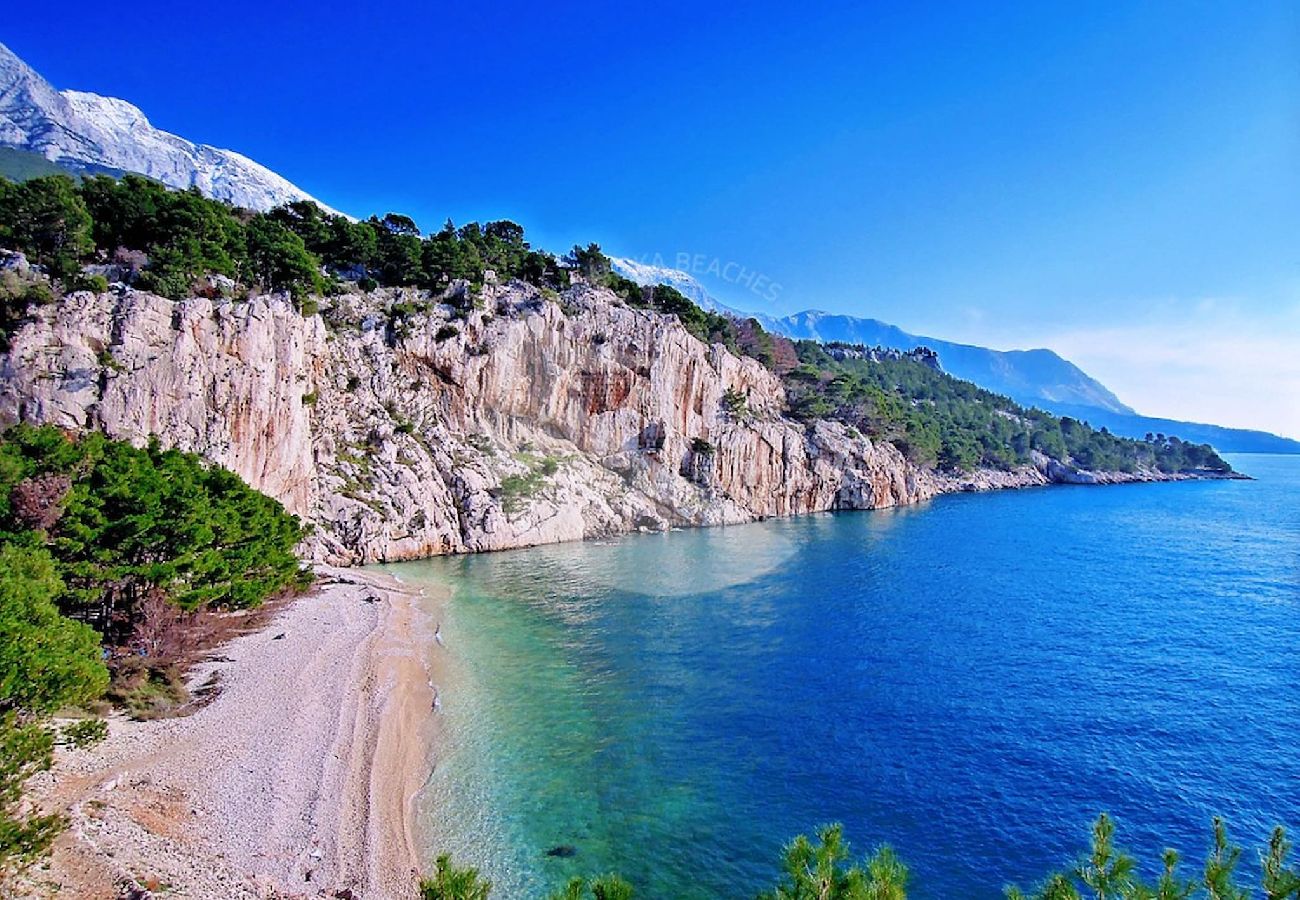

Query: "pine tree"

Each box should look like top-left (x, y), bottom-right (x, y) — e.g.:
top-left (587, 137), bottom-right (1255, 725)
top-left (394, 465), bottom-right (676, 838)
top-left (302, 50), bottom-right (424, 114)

top-left (419, 853), bottom-right (491, 900)
top-left (758, 823), bottom-right (909, 899)
top-left (1203, 818), bottom-right (1246, 900)
top-left (1263, 828), bottom-right (1300, 900)
top-left (1076, 814), bottom-right (1141, 899)
top-left (548, 874), bottom-right (634, 900)
top-left (1148, 849), bottom-right (1196, 900)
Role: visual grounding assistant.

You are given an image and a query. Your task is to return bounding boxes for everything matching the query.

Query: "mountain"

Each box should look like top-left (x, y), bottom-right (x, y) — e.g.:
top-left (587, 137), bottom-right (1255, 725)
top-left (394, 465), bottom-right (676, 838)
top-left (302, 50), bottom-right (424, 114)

top-left (0, 42), bottom-right (335, 213)
top-left (0, 145), bottom-right (113, 181)
top-left (611, 258), bottom-right (1131, 414)
top-left (0, 41), bottom-right (1286, 457)
top-left (610, 259), bottom-right (1300, 454)
top-left (768, 311), bottom-right (1135, 414)
top-left (1043, 404), bottom-right (1300, 455)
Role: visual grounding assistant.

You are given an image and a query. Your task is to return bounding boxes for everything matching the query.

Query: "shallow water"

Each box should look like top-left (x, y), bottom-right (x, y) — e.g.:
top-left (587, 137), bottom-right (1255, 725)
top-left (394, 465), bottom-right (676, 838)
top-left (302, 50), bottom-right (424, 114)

top-left (386, 454), bottom-right (1300, 898)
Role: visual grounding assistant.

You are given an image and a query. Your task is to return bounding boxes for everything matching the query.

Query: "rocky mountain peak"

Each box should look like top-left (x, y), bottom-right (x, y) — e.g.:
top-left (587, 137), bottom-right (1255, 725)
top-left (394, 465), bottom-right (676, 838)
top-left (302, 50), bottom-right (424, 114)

top-left (0, 41), bottom-right (338, 215)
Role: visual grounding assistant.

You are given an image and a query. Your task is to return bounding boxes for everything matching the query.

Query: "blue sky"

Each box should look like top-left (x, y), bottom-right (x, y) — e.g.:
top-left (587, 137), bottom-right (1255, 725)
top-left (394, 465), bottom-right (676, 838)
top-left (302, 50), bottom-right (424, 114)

top-left (7, 2), bottom-right (1299, 436)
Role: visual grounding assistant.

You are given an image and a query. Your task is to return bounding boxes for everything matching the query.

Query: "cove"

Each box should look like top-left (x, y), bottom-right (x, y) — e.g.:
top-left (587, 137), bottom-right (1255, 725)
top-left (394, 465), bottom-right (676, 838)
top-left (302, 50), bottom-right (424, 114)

top-left (388, 455), bottom-right (1300, 898)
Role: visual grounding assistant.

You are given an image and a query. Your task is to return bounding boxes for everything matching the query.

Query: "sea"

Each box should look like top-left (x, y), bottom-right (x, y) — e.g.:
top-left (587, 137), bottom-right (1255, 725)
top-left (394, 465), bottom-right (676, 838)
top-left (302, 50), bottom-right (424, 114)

top-left (385, 454), bottom-right (1300, 898)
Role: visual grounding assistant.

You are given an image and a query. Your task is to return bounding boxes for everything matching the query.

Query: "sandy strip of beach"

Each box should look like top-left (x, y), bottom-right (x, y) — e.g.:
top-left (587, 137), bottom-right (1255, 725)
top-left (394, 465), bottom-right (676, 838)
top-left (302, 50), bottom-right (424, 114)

top-left (19, 566), bottom-right (443, 899)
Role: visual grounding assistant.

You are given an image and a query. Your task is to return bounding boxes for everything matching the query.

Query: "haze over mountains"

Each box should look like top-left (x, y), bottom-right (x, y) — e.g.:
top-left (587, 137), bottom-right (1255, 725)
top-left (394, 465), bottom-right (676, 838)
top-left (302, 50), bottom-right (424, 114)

top-left (0, 41), bottom-right (1292, 455)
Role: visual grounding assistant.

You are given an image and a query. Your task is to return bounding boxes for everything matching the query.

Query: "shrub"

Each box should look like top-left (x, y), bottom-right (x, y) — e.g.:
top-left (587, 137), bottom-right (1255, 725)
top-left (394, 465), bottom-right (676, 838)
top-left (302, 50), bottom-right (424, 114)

top-left (0, 543), bottom-right (108, 878)
top-left (71, 273), bottom-right (109, 294)
top-left (435, 324), bottom-right (460, 342)
top-left (547, 875), bottom-right (634, 900)
top-left (0, 269), bottom-right (55, 351)
top-left (0, 545), bottom-right (108, 717)
top-left (59, 718), bottom-right (108, 749)
top-left (419, 854), bottom-right (491, 900)
top-left (96, 348), bottom-right (125, 373)
top-left (721, 387), bottom-right (749, 420)
top-left (0, 714), bottom-right (65, 878)
top-left (498, 472), bottom-right (543, 511)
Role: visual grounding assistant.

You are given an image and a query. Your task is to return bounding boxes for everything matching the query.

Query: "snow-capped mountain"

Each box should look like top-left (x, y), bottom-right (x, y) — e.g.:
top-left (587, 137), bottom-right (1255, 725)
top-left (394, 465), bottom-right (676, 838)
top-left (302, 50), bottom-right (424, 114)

top-left (0, 42), bottom-right (337, 214)
top-left (610, 258), bottom-right (740, 315)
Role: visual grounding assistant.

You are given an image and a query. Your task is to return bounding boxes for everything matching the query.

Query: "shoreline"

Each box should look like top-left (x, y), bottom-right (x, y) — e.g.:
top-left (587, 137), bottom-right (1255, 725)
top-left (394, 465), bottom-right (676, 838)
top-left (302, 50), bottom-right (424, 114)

top-left (14, 468), bottom-right (1241, 898)
top-left (22, 566), bottom-right (444, 899)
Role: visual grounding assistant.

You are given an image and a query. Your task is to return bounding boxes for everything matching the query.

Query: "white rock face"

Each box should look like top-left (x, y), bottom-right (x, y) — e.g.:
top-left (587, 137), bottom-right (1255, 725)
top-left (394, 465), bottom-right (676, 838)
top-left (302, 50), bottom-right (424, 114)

top-left (0, 282), bottom-right (944, 564)
top-left (610, 258), bottom-right (733, 313)
top-left (0, 42), bottom-right (337, 214)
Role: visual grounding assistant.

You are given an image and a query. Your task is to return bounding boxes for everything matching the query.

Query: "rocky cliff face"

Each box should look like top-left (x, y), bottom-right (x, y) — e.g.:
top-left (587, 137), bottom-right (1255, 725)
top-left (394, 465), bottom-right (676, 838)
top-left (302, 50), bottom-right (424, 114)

top-left (0, 281), bottom-right (942, 564)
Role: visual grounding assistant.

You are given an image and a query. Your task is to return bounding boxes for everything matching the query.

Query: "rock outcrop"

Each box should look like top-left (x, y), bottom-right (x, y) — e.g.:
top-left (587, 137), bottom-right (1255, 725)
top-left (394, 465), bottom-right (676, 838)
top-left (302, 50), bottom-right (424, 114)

top-left (0, 281), bottom-right (944, 564)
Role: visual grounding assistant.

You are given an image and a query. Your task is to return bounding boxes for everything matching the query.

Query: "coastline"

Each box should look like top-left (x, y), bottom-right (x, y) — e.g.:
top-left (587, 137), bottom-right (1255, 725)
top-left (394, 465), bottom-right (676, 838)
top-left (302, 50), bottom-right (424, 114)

top-left (14, 467), bottom-right (1242, 898)
top-left (932, 462), bottom-right (1248, 494)
top-left (22, 566), bottom-right (443, 899)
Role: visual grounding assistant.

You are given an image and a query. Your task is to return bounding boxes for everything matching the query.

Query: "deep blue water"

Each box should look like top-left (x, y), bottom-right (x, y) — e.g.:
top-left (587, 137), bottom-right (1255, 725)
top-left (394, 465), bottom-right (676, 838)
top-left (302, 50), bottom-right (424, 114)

top-left (387, 455), bottom-right (1300, 898)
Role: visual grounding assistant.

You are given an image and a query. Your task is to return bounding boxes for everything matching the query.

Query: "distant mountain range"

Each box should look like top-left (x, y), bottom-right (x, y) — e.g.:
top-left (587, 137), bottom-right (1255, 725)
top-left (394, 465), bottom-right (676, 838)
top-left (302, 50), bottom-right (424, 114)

top-left (0, 42), bottom-right (333, 213)
top-left (0, 41), bottom-right (1291, 455)
top-left (610, 259), bottom-right (1131, 412)
top-left (611, 259), bottom-right (1300, 455)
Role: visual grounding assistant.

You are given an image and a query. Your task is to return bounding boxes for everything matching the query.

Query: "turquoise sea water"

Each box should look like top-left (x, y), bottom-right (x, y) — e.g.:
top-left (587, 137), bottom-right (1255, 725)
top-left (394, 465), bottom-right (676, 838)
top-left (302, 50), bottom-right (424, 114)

top-left (386, 454), bottom-right (1300, 898)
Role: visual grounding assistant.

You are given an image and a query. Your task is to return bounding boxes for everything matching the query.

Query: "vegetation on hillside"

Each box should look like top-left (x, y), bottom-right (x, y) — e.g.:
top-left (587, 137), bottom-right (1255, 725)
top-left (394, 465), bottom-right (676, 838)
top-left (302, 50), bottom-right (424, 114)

top-left (418, 815), bottom-right (1299, 899)
top-left (0, 174), bottom-right (1230, 476)
top-left (782, 341), bottom-right (1231, 474)
top-left (0, 425), bottom-right (309, 880)
top-left (567, 242), bottom-right (739, 346)
top-left (569, 245), bottom-right (1229, 475)
top-left (0, 148), bottom-right (76, 184)
top-left (0, 542), bottom-right (108, 879)
top-left (0, 425), bottom-right (309, 640)
top-left (0, 174), bottom-right (569, 313)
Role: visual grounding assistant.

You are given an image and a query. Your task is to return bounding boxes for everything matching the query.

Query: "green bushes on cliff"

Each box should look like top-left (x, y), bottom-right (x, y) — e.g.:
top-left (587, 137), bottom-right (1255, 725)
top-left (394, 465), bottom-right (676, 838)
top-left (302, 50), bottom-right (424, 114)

top-left (0, 174), bottom-right (570, 307)
top-left (0, 175), bottom-right (93, 281)
top-left (780, 341), bottom-right (1232, 474)
top-left (565, 243), bottom-right (737, 347)
top-left (0, 268), bottom-right (55, 352)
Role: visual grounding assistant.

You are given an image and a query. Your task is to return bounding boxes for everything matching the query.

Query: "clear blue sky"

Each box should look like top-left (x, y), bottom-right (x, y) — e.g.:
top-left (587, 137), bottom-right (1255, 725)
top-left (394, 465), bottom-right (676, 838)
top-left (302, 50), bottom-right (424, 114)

top-left (7, 2), bottom-right (1299, 435)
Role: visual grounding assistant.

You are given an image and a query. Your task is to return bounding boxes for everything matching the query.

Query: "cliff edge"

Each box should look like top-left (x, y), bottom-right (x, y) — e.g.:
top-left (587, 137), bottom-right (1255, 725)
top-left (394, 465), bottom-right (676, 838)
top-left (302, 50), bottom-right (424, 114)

top-left (1, 280), bottom-right (948, 564)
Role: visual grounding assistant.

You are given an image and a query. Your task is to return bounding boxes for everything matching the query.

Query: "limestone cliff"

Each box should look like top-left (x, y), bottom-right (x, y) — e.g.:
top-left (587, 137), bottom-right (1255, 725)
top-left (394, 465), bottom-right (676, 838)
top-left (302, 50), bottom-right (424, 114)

top-left (0, 281), bottom-right (946, 564)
